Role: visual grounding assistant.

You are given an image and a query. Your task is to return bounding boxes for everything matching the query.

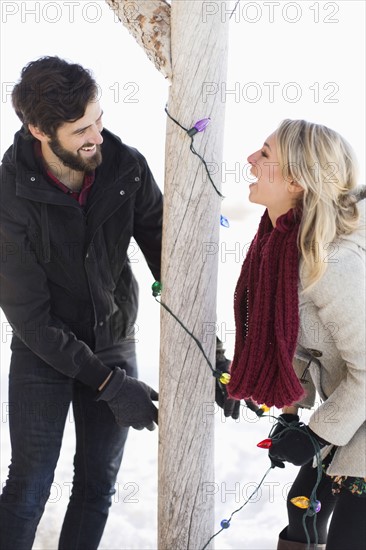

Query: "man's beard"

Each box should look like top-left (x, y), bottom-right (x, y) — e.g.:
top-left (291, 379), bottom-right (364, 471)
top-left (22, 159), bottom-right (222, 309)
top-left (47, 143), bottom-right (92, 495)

top-left (48, 136), bottom-right (102, 173)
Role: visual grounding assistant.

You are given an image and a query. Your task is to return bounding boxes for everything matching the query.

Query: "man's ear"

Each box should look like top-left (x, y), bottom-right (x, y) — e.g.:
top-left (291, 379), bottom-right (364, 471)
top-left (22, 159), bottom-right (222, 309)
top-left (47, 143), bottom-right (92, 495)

top-left (28, 124), bottom-right (48, 142)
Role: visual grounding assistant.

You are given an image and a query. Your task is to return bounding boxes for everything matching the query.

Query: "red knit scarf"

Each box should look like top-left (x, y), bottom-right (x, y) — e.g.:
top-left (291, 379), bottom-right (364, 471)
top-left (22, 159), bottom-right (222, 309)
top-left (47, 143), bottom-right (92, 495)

top-left (227, 208), bottom-right (305, 408)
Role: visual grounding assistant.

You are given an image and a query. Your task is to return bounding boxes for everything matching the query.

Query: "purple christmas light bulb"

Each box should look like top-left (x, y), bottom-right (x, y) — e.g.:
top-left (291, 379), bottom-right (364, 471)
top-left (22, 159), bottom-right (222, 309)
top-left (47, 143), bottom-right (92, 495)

top-left (194, 118), bottom-right (211, 132)
top-left (187, 118), bottom-right (211, 136)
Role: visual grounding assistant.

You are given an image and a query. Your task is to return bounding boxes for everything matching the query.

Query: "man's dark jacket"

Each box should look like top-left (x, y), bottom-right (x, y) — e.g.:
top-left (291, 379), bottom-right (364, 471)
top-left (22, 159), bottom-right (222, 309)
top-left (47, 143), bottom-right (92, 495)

top-left (0, 128), bottom-right (162, 390)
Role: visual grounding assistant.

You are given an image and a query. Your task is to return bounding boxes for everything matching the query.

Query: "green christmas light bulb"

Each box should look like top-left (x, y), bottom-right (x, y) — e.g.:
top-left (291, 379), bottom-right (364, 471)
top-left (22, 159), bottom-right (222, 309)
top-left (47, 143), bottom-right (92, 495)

top-left (152, 281), bottom-right (162, 297)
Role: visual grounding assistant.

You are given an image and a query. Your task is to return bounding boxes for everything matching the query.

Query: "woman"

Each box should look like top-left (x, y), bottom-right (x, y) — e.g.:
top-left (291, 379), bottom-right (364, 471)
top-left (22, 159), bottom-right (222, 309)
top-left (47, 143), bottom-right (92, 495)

top-left (227, 119), bottom-right (366, 549)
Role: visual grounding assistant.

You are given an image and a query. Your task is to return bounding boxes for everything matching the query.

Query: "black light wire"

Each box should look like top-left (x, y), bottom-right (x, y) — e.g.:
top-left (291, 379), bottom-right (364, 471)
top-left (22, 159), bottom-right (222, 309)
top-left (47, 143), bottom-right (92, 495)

top-left (153, 284), bottom-right (323, 549)
top-left (230, 0), bottom-right (241, 19)
top-left (164, 105), bottom-right (225, 199)
top-left (160, 93), bottom-right (323, 550)
top-left (154, 294), bottom-right (218, 377)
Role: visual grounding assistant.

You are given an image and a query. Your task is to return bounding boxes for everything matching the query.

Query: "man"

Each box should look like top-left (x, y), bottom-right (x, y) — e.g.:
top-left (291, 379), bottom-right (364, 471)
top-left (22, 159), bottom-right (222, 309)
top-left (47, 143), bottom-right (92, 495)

top-left (0, 56), bottom-right (162, 549)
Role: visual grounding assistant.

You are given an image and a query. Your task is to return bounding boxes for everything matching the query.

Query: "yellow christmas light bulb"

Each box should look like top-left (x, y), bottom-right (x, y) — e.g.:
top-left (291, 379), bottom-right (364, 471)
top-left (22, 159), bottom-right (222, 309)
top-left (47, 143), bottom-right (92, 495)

top-left (291, 496), bottom-right (322, 514)
top-left (219, 372), bottom-right (231, 384)
top-left (291, 496), bottom-right (310, 509)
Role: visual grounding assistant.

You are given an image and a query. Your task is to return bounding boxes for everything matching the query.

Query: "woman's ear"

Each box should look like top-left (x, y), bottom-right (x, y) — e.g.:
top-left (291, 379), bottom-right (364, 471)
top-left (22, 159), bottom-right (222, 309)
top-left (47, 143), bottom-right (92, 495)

top-left (288, 180), bottom-right (304, 197)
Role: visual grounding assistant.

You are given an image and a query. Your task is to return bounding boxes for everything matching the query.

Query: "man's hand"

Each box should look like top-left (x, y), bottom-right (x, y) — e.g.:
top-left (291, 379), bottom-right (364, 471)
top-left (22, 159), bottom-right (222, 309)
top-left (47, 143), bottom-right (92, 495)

top-left (215, 338), bottom-right (241, 420)
top-left (96, 367), bottom-right (158, 431)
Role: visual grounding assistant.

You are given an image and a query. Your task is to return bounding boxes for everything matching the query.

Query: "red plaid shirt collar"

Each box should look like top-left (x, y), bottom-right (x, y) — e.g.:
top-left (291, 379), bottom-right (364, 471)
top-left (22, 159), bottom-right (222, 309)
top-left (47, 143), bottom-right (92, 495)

top-left (34, 141), bottom-right (95, 207)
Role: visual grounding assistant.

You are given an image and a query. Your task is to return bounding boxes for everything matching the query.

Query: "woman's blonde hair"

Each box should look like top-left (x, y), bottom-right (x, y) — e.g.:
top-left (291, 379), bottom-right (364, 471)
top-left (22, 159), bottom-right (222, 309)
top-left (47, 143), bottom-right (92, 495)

top-left (275, 119), bottom-right (360, 292)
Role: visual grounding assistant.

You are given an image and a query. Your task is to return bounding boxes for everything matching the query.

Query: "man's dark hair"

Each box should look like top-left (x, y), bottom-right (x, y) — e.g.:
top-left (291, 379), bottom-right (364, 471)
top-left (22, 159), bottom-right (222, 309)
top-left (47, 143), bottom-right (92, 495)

top-left (12, 56), bottom-right (99, 137)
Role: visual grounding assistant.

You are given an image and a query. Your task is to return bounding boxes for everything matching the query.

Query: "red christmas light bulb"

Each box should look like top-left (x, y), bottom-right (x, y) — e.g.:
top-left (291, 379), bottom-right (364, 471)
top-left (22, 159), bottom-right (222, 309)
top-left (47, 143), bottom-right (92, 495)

top-left (257, 438), bottom-right (273, 449)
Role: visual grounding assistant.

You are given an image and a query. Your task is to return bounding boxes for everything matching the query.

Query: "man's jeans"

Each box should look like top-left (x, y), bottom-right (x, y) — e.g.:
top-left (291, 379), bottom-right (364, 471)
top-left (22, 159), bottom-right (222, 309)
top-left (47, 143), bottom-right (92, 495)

top-left (0, 337), bottom-right (137, 550)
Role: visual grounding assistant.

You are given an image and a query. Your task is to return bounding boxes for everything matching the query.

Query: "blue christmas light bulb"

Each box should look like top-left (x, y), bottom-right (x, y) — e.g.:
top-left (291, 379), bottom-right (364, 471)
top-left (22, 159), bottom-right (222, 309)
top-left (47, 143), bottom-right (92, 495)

top-left (220, 215), bottom-right (230, 228)
top-left (220, 519), bottom-right (230, 529)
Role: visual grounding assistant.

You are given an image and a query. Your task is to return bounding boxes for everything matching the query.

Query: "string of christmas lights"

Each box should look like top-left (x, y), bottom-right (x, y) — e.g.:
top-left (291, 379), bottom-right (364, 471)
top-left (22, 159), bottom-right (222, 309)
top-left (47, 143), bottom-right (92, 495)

top-left (201, 464), bottom-right (273, 550)
top-left (230, 0), bottom-right (242, 20)
top-left (151, 281), bottom-right (228, 383)
top-left (164, 105), bottom-right (226, 201)
top-left (258, 422), bottom-right (324, 548)
top-left (152, 280), bottom-right (324, 548)
top-left (200, 413), bottom-right (324, 549)
top-left (160, 101), bottom-right (323, 548)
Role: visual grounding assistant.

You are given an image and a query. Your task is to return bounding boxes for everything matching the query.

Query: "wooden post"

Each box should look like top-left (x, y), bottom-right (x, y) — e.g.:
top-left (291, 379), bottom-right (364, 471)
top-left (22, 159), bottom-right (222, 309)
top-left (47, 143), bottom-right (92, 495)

top-left (158, 2), bottom-right (229, 548)
top-left (105, 0), bottom-right (229, 546)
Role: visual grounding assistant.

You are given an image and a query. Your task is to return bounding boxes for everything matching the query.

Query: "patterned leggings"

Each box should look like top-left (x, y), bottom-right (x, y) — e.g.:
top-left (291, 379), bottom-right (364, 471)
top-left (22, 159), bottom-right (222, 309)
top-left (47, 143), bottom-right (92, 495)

top-left (286, 459), bottom-right (366, 549)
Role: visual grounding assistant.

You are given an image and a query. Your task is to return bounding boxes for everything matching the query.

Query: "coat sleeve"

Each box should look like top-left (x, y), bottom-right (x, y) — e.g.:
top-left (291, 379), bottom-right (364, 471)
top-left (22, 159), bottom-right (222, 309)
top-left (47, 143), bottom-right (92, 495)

top-left (306, 244), bottom-right (366, 446)
top-left (0, 200), bottom-right (111, 390)
top-left (132, 153), bottom-right (163, 282)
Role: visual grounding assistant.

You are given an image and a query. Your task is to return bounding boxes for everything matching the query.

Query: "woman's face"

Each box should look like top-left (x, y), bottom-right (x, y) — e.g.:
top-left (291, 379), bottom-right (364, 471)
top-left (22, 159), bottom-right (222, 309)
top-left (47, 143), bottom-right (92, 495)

top-left (247, 132), bottom-right (296, 217)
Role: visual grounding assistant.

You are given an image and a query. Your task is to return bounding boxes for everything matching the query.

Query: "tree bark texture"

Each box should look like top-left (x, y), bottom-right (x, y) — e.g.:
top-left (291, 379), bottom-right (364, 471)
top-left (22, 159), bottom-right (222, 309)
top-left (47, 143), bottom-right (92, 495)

top-left (158, 2), bottom-right (229, 548)
top-left (105, 0), bottom-right (172, 80)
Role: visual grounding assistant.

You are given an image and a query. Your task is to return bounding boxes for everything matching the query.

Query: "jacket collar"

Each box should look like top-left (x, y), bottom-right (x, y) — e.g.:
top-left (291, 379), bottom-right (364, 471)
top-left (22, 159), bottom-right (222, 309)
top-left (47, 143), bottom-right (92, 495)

top-left (4, 128), bottom-right (142, 206)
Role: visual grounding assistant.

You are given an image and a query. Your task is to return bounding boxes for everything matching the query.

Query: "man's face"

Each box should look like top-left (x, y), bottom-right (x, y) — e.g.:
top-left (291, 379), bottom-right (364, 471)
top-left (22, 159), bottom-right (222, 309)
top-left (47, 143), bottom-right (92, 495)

top-left (47, 100), bottom-right (104, 173)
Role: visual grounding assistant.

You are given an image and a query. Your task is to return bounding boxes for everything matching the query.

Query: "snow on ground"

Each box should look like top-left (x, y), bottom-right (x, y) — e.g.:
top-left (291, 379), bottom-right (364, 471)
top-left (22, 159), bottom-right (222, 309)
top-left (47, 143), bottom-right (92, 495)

top-left (1, 203), bottom-right (313, 550)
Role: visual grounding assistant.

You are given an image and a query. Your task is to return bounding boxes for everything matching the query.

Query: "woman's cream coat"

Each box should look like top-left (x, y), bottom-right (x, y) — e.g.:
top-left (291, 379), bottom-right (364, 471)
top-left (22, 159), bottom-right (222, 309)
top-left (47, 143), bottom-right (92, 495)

top-left (294, 199), bottom-right (366, 476)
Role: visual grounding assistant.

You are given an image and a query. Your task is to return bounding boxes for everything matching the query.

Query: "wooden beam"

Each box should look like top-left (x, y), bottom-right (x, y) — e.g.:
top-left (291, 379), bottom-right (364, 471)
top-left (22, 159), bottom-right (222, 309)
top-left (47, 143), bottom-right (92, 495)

top-left (158, 1), bottom-right (229, 548)
top-left (105, 0), bottom-right (172, 80)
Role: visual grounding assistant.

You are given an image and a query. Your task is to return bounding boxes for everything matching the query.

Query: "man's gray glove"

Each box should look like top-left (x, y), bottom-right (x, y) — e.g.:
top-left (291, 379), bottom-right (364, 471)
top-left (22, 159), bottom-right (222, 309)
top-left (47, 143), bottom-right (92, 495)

top-left (96, 367), bottom-right (158, 431)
